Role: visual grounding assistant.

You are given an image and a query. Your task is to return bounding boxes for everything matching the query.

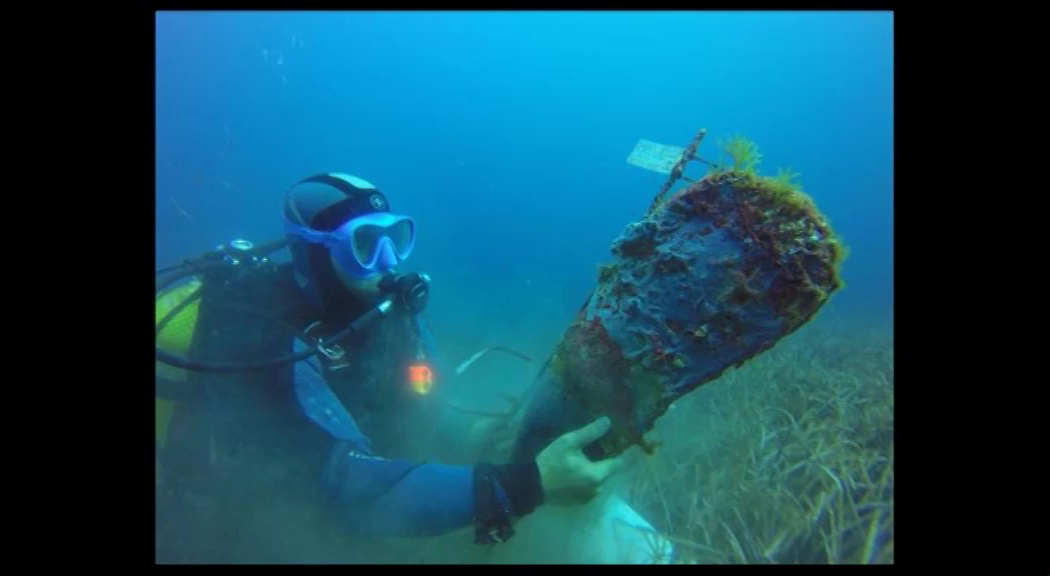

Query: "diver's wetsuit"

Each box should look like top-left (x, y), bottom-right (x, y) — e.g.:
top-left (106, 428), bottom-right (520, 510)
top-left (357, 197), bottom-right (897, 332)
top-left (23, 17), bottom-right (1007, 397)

top-left (155, 262), bottom-right (542, 563)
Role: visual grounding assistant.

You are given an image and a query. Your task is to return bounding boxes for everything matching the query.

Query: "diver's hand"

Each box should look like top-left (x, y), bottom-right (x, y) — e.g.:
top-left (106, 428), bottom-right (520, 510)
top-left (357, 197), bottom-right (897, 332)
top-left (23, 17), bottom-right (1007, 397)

top-left (535, 416), bottom-right (625, 506)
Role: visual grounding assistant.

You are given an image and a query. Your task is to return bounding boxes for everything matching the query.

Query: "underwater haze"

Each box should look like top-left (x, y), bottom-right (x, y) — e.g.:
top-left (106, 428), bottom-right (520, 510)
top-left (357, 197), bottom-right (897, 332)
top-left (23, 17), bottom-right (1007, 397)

top-left (156, 10), bottom-right (893, 564)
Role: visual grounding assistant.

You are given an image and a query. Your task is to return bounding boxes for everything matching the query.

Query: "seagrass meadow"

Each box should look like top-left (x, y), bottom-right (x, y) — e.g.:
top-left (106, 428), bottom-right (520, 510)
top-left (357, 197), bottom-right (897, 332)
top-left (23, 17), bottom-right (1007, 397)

top-left (621, 313), bottom-right (893, 564)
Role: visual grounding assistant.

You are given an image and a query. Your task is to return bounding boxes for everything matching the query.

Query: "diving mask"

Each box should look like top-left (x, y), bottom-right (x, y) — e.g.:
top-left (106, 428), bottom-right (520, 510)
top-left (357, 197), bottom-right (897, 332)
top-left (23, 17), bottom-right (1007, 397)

top-left (285, 212), bottom-right (416, 278)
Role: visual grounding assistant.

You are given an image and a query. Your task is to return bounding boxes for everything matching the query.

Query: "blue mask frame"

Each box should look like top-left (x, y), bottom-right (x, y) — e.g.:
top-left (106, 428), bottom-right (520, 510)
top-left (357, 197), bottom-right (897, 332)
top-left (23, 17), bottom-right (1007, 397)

top-left (286, 212), bottom-right (416, 278)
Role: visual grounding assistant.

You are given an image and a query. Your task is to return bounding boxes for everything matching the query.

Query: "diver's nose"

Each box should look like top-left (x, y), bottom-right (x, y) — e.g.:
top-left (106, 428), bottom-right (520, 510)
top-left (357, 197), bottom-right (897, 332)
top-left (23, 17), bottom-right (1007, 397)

top-left (376, 240), bottom-right (398, 271)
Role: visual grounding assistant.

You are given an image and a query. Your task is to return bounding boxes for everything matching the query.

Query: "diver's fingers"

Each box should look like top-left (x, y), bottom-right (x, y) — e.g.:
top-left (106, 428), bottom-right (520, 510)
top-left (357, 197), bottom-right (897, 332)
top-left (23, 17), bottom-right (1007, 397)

top-left (591, 455), bottom-right (626, 484)
top-left (563, 416), bottom-right (612, 449)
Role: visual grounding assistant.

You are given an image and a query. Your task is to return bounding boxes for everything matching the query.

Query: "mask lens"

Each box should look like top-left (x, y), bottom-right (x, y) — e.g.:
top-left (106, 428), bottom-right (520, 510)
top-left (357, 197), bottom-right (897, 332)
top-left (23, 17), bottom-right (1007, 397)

top-left (387, 218), bottom-right (414, 256)
top-left (351, 224), bottom-right (384, 265)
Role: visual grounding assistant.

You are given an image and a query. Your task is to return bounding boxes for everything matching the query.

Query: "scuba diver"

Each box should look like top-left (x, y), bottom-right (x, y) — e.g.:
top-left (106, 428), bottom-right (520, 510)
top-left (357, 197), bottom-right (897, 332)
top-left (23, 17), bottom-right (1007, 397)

top-left (154, 172), bottom-right (627, 563)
